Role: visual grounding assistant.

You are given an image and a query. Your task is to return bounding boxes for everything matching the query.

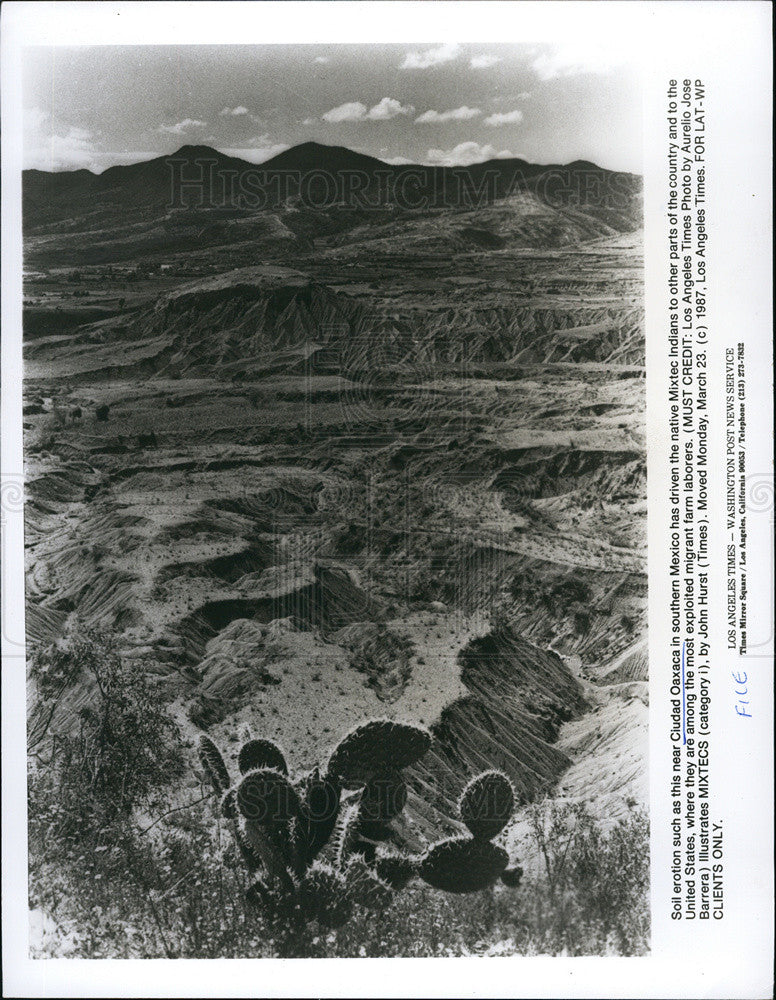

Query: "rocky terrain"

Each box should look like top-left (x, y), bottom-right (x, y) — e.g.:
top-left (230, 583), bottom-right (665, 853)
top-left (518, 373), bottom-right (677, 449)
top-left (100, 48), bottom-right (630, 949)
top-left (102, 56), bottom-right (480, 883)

top-left (24, 143), bottom-right (647, 867)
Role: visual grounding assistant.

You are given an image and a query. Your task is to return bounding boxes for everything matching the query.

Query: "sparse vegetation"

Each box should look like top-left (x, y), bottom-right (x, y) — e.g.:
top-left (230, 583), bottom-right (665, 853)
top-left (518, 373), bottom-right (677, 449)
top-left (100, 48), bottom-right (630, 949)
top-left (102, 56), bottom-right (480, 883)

top-left (28, 626), bottom-right (189, 955)
top-left (522, 799), bottom-right (650, 954)
top-left (29, 624), bottom-right (183, 826)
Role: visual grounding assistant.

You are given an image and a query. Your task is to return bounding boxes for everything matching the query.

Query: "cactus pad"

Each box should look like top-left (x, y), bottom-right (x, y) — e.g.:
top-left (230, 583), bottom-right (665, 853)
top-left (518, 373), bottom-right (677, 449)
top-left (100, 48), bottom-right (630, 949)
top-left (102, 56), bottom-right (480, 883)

top-left (327, 720), bottom-right (431, 785)
top-left (356, 820), bottom-right (394, 842)
top-left (344, 857), bottom-right (394, 909)
top-left (352, 840), bottom-right (378, 864)
top-left (232, 821), bottom-right (261, 871)
top-left (375, 854), bottom-right (418, 890)
top-left (221, 788), bottom-right (238, 821)
top-left (458, 770), bottom-right (515, 841)
top-left (237, 768), bottom-right (300, 824)
top-left (298, 768), bottom-right (341, 864)
top-left (198, 734), bottom-right (230, 794)
top-left (419, 837), bottom-right (509, 893)
top-left (359, 769), bottom-right (407, 824)
top-left (302, 770), bottom-right (341, 821)
top-left (332, 801), bottom-right (363, 868)
top-left (301, 864), bottom-right (352, 928)
top-left (242, 820), bottom-right (295, 888)
top-left (500, 865), bottom-right (524, 888)
top-left (238, 738), bottom-right (288, 776)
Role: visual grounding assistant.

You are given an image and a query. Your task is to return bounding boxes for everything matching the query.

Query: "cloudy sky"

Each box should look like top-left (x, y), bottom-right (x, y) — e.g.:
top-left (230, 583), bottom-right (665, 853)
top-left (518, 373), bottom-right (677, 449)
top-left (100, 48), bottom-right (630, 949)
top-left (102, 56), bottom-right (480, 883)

top-left (23, 43), bottom-right (641, 174)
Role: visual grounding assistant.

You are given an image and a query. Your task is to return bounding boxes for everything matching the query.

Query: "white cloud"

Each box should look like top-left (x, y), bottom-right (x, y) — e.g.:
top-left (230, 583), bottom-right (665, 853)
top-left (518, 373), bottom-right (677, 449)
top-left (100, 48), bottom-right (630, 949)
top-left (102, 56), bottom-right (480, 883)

top-left (484, 109), bottom-right (524, 126)
top-left (383, 155), bottom-right (414, 165)
top-left (321, 98), bottom-right (413, 123)
top-left (415, 106), bottom-right (481, 123)
top-left (24, 109), bottom-right (95, 171)
top-left (425, 141), bottom-right (521, 167)
top-left (301, 117), bottom-right (317, 126)
top-left (322, 101), bottom-right (368, 123)
top-left (366, 98), bottom-right (414, 121)
top-left (470, 55), bottom-right (501, 69)
top-left (157, 118), bottom-right (207, 135)
top-left (24, 109), bottom-right (155, 172)
top-left (314, 56), bottom-right (330, 64)
top-left (27, 125), bottom-right (98, 170)
top-left (25, 106), bottom-right (49, 133)
top-left (219, 106), bottom-right (250, 117)
top-left (97, 151), bottom-right (159, 171)
top-left (531, 43), bottom-right (623, 81)
top-left (400, 43), bottom-right (461, 70)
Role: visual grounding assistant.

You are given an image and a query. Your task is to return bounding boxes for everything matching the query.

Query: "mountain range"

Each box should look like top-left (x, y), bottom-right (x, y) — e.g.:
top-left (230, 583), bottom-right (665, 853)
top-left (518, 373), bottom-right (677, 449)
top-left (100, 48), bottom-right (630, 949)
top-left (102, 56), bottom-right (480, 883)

top-left (23, 141), bottom-right (642, 232)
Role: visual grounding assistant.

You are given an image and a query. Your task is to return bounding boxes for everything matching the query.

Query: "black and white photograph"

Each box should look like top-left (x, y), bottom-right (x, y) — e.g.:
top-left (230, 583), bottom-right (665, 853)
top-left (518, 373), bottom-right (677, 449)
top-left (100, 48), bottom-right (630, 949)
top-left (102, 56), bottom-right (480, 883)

top-left (19, 38), bottom-right (648, 960)
top-left (2, 3), bottom-right (772, 995)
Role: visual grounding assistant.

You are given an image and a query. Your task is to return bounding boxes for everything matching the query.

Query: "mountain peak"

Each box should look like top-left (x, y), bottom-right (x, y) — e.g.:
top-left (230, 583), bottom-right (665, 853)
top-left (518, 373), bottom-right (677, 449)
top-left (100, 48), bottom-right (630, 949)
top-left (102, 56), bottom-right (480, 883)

top-left (260, 141), bottom-right (390, 171)
top-left (292, 140), bottom-right (336, 152)
top-left (172, 144), bottom-right (225, 158)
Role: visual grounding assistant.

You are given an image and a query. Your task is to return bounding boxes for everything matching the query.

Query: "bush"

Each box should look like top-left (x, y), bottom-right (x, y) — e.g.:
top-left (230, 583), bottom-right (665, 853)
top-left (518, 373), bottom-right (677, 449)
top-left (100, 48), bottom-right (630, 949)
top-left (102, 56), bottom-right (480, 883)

top-left (523, 799), bottom-right (650, 954)
top-left (29, 623), bottom-right (184, 841)
top-left (28, 625), bottom-right (191, 956)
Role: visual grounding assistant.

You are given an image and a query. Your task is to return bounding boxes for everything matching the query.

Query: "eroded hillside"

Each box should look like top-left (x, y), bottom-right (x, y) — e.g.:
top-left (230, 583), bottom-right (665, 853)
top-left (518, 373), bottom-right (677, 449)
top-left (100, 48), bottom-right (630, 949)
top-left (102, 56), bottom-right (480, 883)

top-left (24, 157), bottom-right (646, 859)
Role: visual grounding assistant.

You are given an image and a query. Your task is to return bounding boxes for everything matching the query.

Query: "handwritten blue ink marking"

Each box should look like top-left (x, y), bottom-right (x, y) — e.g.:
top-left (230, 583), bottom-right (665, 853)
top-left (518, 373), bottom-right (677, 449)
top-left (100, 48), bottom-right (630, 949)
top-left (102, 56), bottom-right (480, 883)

top-left (681, 640), bottom-right (687, 745)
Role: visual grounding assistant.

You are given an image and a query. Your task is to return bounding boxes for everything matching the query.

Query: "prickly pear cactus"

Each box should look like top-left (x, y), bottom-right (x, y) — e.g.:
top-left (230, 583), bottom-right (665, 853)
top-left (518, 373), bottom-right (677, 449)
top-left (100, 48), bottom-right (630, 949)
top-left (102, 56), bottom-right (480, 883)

top-left (343, 855), bottom-right (394, 909)
top-left (375, 852), bottom-right (418, 891)
top-left (415, 769), bottom-right (520, 894)
top-left (500, 865), bottom-right (524, 888)
top-left (220, 788), bottom-right (238, 820)
top-left (458, 770), bottom-right (515, 841)
top-left (419, 837), bottom-right (509, 893)
top-left (296, 767), bottom-right (341, 865)
top-left (299, 863), bottom-right (352, 928)
top-left (198, 735), bottom-right (230, 795)
top-left (236, 768), bottom-right (300, 825)
top-left (326, 719), bottom-right (431, 785)
top-left (197, 719), bottom-right (523, 948)
top-left (359, 769), bottom-right (407, 824)
top-left (238, 738), bottom-right (288, 776)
